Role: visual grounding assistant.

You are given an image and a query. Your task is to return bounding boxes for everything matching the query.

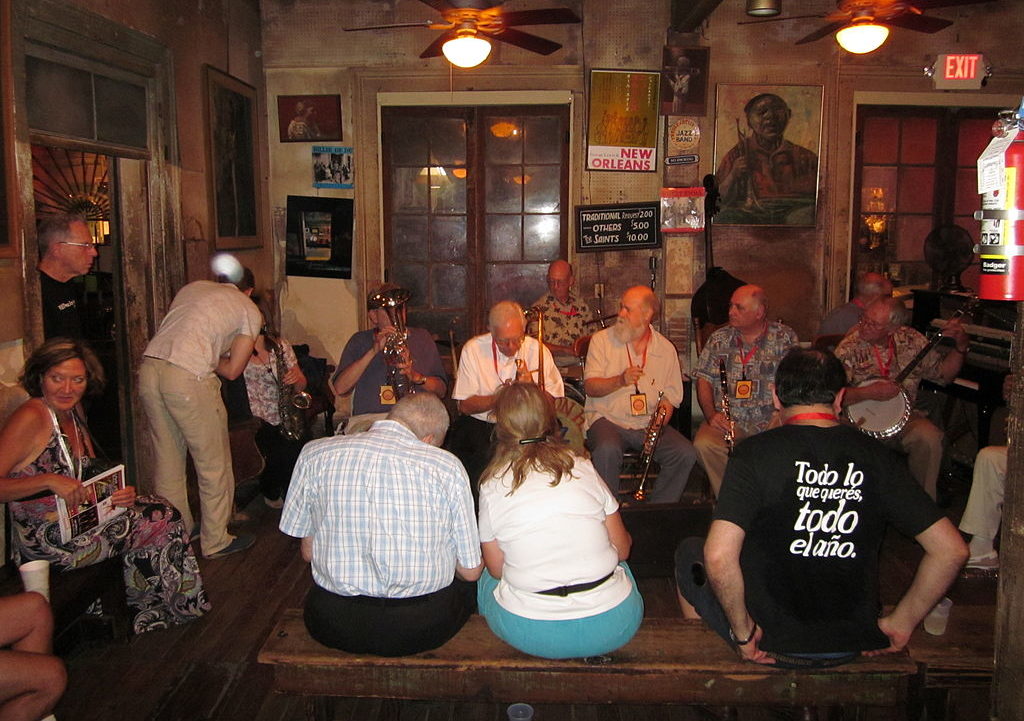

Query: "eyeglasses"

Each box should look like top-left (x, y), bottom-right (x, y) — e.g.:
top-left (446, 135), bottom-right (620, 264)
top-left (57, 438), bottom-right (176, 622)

top-left (58, 241), bottom-right (98, 249)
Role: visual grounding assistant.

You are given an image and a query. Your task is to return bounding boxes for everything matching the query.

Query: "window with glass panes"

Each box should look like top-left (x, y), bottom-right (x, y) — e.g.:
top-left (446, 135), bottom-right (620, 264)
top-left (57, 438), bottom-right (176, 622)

top-left (383, 105), bottom-right (569, 342)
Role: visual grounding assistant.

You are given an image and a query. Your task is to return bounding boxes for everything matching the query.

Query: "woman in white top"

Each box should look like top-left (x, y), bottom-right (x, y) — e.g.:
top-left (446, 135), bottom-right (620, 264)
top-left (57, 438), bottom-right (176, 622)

top-left (476, 382), bottom-right (643, 659)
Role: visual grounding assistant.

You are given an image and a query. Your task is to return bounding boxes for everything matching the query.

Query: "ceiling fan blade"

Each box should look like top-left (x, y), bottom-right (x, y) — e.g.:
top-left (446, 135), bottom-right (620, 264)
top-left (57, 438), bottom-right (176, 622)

top-left (344, 21), bottom-right (437, 31)
top-left (420, 29), bottom-right (459, 58)
top-left (795, 21), bottom-right (848, 45)
top-left (416, 0), bottom-right (455, 12)
top-left (500, 8), bottom-right (581, 26)
top-left (909, 0), bottom-right (997, 9)
top-left (885, 13), bottom-right (953, 32)
top-left (480, 27), bottom-right (562, 55)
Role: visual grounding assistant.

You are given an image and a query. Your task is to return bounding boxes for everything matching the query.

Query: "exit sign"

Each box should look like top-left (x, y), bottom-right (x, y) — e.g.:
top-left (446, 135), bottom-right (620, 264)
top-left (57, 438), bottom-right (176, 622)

top-left (932, 54), bottom-right (988, 90)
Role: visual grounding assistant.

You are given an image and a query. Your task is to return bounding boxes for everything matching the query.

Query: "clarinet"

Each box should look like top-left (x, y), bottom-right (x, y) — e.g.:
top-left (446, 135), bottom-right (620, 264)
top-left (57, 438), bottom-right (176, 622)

top-left (718, 357), bottom-right (735, 455)
top-left (633, 391), bottom-right (667, 502)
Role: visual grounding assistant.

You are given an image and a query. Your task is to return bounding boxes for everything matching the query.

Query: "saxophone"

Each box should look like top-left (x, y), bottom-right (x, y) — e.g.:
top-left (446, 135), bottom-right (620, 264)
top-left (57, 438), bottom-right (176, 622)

top-left (718, 357), bottom-right (735, 454)
top-left (633, 391), bottom-right (667, 502)
top-left (368, 287), bottom-right (414, 400)
top-left (275, 343), bottom-right (312, 441)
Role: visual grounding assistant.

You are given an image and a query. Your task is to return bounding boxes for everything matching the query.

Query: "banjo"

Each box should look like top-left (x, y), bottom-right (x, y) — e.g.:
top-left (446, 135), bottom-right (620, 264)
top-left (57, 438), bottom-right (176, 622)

top-left (845, 297), bottom-right (976, 439)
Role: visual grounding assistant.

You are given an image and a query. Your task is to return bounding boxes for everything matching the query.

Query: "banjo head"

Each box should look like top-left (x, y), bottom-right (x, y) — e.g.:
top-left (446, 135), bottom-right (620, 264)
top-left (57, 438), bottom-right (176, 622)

top-left (845, 389), bottom-right (911, 439)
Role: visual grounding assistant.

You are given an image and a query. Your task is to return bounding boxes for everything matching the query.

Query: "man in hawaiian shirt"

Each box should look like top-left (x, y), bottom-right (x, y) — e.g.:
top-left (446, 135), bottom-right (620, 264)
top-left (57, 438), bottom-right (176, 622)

top-left (527, 260), bottom-right (595, 365)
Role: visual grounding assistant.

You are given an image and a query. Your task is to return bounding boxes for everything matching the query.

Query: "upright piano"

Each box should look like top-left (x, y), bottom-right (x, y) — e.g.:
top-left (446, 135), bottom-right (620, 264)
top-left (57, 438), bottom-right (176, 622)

top-left (910, 289), bottom-right (1014, 448)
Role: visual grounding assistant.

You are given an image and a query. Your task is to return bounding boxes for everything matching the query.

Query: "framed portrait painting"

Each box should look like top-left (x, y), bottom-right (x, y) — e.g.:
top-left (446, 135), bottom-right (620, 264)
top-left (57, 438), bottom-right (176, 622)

top-left (276, 95), bottom-right (342, 143)
top-left (713, 84), bottom-right (823, 226)
top-left (205, 66), bottom-right (260, 249)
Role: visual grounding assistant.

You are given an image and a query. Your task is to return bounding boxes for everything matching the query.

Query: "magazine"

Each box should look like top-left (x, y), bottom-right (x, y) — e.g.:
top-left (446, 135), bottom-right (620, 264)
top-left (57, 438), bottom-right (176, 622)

top-left (56, 464), bottom-right (127, 544)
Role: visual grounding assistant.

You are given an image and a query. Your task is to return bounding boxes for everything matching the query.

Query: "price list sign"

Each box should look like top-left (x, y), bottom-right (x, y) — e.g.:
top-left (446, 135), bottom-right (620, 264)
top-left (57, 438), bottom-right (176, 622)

top-left (576, 202), bottom-right (661, 253)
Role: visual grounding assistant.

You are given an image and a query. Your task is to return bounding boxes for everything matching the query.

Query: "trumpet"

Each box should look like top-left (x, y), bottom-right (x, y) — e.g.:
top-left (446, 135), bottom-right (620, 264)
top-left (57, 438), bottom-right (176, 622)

top-left (634, 391), bottom-right (667, 502)
top-left (368, 286), bottom-right (414, 399)
top-left (718, 357), bottom-right (735, 454)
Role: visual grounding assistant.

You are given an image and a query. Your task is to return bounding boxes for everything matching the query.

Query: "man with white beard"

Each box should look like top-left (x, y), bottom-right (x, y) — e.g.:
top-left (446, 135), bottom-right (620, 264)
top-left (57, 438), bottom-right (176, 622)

top-left (583, 286), bottom-right (696, 503)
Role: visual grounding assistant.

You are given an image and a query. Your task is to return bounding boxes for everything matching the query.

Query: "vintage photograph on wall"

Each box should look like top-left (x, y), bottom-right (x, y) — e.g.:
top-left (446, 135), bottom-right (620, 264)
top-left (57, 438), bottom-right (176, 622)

top-left (284, 195), bottom-right (353, 279)
top-left (660, 47), bottom-right (709, 116)
top-left (312, 146), bottom-right (354, 189)
top-left (586, 69), bottom-right (660, 172)
top-left (276, 95), bottom-right (342, 143)
top-left (205, 66), bottom-right (260, 249)
top-left (713, 84), bottom-right (822, 226)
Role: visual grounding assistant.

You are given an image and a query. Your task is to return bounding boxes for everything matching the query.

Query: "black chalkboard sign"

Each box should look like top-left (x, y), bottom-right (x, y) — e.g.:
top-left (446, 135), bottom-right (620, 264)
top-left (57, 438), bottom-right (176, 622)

top-left (576, 202), bottom-right (661, 253)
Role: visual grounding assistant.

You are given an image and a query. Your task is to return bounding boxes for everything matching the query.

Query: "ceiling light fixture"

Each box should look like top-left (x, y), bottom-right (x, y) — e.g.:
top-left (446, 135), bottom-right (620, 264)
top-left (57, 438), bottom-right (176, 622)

top-left (441, 26), bottom-right (492, 68)
top-left (835, 19), bottom-right (889, 54)
top-left (746, 0), bottom-right (781, 17)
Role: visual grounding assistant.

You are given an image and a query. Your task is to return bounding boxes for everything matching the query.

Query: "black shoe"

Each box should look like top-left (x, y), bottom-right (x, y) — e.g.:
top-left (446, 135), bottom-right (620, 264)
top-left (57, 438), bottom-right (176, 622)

top-left (205, 534), bottom-right (255, 559)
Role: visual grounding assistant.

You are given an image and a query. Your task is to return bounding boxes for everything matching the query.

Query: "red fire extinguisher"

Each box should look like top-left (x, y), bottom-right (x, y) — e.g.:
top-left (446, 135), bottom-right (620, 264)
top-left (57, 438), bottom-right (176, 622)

top-left (976, 98), bottom-right (1024, 301)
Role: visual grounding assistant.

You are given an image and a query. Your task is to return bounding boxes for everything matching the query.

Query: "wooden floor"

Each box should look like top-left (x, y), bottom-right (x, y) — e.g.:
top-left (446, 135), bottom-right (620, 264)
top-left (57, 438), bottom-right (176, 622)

top-left (50, 466), bottom-right (997, 721)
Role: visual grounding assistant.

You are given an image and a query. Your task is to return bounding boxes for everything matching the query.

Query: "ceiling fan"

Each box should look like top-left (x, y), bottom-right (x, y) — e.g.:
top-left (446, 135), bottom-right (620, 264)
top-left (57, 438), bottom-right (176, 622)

top-left (739, 0), bottom-right (997, 52)
top-left (343, 0), bottom-right (581, 67)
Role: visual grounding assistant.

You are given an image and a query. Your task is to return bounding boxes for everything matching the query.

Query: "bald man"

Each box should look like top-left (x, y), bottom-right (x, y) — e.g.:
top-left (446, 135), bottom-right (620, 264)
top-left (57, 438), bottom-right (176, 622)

top-left (447, 300), bottom-right (564, 488)
top-left (694, 285), bottom-right (798, 496)
top-left (37, 213), bottom-right (99, 339)
top-left (818, 272), bottom-right (893, 338)
top-left (527, 260), bottom-right (595, 363)
top-left (584, 286), bottom-right (696, 504)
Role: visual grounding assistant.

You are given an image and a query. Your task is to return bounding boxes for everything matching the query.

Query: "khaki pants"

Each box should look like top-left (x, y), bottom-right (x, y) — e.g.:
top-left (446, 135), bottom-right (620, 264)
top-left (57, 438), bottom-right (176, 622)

top-left (883, 415), bottom-right (944, 500)
top-left (139, 358), bottom-right (235, 557)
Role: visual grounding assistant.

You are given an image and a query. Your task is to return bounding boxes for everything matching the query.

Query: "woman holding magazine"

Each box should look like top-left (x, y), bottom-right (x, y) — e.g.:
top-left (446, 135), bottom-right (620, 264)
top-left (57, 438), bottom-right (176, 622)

top-left (0, 338), bottom-right (210, 633)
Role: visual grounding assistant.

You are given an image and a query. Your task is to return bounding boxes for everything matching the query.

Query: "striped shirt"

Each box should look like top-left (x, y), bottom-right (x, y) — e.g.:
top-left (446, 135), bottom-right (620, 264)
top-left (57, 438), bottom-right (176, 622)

top-left (280, 420), bottom-right (481, 598)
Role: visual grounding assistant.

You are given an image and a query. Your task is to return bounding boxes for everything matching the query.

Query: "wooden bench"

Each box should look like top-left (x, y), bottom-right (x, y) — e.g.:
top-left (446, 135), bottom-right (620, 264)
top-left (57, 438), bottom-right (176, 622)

top-left (259, 609), bottom-right (919, 720)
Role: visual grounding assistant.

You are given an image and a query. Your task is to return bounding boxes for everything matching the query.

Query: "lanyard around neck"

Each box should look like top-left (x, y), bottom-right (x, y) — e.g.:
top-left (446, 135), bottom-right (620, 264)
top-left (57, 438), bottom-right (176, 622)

top-left (784, 412), bottom-right (838, 425)
top-left (491, 340), bottom-right (519, 384)
top-left (47, 405), bottom-right (83, 481)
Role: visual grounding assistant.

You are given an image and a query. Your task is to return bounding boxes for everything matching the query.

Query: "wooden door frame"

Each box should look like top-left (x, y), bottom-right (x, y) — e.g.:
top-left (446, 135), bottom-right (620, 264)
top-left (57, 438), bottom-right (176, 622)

top-left (8, 0), bottom-right (184, 485)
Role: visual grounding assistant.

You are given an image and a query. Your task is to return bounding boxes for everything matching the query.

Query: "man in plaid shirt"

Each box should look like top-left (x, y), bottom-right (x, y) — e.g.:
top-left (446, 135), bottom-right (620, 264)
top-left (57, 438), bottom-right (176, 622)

top-left (281, 393), bottom-right (482, 656)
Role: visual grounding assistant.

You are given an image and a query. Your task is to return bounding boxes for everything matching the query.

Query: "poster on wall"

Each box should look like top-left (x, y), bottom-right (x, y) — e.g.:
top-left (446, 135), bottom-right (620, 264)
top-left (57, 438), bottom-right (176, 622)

top-left (285, 195), bottom-right (353, 278)
top-left (713, 84), bottom-right (822, 226)
top-left (586, 69), bottom-right (660, 172)
top-left (660, 47), bottom-right (709, 116)
top-left (312, 146), bottom-right (354, 189)
top-left (276, 95), bottom-right (342, 143)
top-left (660, 187), bottom-right (704, 233)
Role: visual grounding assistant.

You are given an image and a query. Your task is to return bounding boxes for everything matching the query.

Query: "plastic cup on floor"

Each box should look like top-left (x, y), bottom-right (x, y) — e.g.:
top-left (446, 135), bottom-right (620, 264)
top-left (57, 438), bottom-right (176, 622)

top-left (18, 560), bottom-right (51, 601)
top-left (923, 596), bottom-right (953, 636)
top-left (507, 703), bottom-right (534, 721)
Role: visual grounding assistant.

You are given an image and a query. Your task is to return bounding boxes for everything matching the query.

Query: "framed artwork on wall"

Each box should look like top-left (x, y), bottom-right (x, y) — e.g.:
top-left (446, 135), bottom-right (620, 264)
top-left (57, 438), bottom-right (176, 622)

top-left (713, 84), bottom-right (823, 227)
top-left (660, 47), bottom-right (709, 117)
top-left (586, 69), bottom-right (660, 172)
top-left (276, 95), bottom-right (343, 143)
top-left (284, 195), bottom-right (353, 279)
top-left (205, 66), bottom-right (261, 249)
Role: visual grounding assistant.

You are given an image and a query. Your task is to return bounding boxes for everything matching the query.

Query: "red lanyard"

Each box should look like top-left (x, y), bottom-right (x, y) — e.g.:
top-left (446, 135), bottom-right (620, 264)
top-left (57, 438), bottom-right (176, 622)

top-left (872, 338), bottom-right (895, 378)
top-left (735, 335), bottom-right (759, 380)
top-left (784, 413), bottom-right (838, 425)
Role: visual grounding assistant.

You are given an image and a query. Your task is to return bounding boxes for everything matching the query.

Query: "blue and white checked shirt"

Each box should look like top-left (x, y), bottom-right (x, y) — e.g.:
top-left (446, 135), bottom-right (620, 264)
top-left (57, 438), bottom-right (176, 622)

top-left (280, 419), bottom-right (481, 598)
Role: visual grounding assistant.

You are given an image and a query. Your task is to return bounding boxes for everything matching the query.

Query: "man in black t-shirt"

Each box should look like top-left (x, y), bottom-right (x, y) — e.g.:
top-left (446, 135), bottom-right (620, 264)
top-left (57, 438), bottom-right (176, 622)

top-left (675, 348), bottom-right (966, 667)
top-left (37, 213), bottom-right (98, 338)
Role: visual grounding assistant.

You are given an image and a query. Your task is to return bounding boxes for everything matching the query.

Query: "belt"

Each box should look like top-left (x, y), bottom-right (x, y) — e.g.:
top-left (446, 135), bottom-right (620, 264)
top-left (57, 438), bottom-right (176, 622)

top-left (536, 570), bottom-right (614, 597)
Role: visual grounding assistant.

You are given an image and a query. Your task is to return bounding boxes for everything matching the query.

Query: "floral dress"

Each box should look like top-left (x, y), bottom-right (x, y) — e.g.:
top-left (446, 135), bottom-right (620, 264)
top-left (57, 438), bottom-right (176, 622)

top-left (8, 430), bottom-right (211, 633)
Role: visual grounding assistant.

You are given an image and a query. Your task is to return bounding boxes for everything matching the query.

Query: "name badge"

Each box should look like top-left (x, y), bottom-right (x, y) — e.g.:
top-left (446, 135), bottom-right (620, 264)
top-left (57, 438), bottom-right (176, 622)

top-left (735, 380), bottom-right (753, 400)
top-left (379, 385), bottom-right (397, 405)
top-left (630, 393), bottom-right (648, 416)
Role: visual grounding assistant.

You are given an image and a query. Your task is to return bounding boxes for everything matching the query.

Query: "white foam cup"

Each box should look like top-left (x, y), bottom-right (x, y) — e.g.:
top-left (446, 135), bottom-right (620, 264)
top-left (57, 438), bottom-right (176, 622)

top-left (923, 596), bottom-right (953, 636)
top-left (507, 703), bottom-right (534, 721)
top-left (18, 559), bottom-right (51, 601)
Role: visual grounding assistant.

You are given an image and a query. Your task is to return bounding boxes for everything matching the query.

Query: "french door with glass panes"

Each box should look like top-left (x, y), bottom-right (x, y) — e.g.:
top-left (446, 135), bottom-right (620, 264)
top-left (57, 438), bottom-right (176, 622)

top-left (382, 105), bottom-right (569, 342)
